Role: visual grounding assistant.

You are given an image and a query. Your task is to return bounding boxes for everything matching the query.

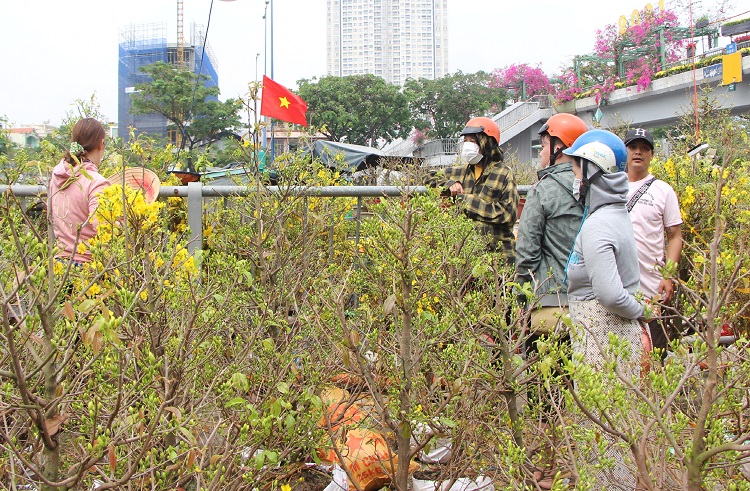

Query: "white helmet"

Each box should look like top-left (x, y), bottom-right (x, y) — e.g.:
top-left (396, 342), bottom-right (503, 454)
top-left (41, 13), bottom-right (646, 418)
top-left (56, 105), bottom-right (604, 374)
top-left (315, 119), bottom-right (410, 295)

top-left (563, 141), bottom-right (619, 174)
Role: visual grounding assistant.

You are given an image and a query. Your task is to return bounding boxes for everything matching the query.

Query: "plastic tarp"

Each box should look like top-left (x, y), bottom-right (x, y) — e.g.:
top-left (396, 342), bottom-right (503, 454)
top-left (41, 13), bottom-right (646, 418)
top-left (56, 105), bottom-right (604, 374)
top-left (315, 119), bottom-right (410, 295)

top-left (310, 140), bottom-right (398, 174)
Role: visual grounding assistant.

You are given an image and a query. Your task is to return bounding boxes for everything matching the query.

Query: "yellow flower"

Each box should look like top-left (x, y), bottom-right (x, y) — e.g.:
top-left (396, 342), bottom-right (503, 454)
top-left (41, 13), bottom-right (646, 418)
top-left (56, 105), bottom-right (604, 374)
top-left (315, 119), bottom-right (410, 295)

top-left (85, 283), bottom-right (102, 297)
top-left (140, 290), bottom-right (148, 301)
top-left (281, 485), bottom-right (292, 491)
top-left (77, 242), bottom-right (88, 255)
top-left (664, 158), bottom-right (676, 179)
top-left (681, 185), bottom-right (695, 208)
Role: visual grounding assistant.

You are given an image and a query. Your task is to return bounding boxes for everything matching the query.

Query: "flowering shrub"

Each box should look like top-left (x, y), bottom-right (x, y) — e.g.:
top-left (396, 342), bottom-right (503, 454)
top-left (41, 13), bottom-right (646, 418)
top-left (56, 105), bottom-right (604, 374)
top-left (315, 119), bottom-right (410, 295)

top-left (410, 127), bottom-right (429, 146)
top-left (490, 63), bottom-right (552, 99)
top-left (561, 6), bottom-right (684, 102)
top-left (554, 69), bottom-right (582, 103)
top-left (650, 153), bottom-right (750, 333)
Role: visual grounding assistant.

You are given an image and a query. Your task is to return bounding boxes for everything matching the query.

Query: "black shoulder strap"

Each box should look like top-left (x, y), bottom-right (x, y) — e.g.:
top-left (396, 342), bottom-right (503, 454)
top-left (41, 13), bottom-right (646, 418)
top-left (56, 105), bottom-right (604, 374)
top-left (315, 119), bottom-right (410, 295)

top-left (627, 176), bottom-right (656, 213)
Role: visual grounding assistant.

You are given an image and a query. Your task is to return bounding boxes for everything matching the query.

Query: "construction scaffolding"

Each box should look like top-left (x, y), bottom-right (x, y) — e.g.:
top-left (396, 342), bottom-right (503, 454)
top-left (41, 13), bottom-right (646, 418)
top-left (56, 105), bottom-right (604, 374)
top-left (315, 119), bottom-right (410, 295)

top-left (117, 23), bottom-right (219, 141)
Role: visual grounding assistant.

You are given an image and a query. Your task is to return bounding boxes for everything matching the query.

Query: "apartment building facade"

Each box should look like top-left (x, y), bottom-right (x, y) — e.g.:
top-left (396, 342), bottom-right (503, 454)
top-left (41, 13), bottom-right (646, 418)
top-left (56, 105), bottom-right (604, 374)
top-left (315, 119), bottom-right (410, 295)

top-left (326, 0), bottom-right (448, 87)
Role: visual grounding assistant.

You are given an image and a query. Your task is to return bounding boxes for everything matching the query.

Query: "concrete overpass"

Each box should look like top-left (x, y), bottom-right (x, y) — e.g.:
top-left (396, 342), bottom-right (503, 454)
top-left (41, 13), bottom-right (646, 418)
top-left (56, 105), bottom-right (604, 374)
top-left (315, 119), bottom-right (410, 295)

top-left (492, 53), bottom-right (750, 166)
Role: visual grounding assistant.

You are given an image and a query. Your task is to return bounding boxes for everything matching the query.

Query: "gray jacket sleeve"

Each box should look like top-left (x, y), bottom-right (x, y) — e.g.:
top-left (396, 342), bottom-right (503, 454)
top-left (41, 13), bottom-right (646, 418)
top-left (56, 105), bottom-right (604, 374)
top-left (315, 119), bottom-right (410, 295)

top-left (580, 224), bottom-right (644, 320)
top-left (515, 187), bottom-right (544, 288)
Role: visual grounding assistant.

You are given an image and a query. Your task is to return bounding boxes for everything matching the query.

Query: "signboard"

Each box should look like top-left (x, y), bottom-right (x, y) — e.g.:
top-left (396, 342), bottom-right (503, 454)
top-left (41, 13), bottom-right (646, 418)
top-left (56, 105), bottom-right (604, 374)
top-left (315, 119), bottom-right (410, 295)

top-left (726, 42), bottom-right (737, 54)
top-left (703, 64), bottom-right (723, 79)
top-left (594, 108), bottom-right (604, 123)
top-left (722, 51), bottom-right (743, 85)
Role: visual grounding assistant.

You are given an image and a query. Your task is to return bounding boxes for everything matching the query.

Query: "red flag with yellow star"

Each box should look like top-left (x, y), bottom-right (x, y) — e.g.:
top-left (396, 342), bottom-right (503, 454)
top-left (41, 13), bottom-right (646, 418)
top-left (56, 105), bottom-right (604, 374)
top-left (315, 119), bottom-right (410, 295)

top-left (260, 75), bottom-right (308, 126)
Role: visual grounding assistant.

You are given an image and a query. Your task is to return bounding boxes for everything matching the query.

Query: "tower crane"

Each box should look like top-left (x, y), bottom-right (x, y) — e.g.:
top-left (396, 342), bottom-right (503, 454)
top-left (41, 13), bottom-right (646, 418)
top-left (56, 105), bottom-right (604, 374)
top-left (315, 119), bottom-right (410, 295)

top-left (176, 0), bottom-right (185, 68)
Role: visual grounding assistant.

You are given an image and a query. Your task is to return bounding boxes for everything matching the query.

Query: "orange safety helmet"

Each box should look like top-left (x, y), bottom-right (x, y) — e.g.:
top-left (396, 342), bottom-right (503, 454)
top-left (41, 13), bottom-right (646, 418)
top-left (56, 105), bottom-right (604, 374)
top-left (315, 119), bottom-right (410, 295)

top-left (538, 113), bottom-right (588, 148)
top-left (461, 117), bottom-right (500, 145)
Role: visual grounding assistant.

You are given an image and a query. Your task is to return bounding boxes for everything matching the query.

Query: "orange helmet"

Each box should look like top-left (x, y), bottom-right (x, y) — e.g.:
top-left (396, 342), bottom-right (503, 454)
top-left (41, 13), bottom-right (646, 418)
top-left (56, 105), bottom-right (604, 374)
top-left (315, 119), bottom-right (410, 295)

top-left (538, 113), bottom-right (588, 148)
top-left (461, 117), bottom-right (500, 145)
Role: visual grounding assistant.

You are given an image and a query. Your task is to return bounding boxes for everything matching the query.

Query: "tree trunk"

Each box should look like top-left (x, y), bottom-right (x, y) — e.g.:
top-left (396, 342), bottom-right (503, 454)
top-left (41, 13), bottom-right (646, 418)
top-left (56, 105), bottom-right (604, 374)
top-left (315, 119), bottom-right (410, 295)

top-left (41, 341), bottom-right (60, 490)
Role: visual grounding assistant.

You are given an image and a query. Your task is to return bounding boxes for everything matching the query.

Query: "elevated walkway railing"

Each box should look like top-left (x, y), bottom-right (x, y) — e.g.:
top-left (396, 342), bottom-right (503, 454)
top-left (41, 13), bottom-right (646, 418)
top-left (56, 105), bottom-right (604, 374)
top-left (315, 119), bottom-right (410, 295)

top-left (414, 138), bottom-right (460, 159)
top-left (1, 183), bottom-right (531, 255)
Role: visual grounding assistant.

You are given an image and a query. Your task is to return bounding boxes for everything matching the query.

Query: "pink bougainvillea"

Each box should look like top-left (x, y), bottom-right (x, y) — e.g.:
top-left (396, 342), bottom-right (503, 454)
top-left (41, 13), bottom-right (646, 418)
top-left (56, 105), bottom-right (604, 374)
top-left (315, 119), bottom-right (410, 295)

top-left (587, 6), bottom-right (684, 96)
top-left (554, 69), bottom-right (582, 103)
top-left (490, 64), bottom-right (553, 99)
top-left (410, 127), bottom-right (429, 146)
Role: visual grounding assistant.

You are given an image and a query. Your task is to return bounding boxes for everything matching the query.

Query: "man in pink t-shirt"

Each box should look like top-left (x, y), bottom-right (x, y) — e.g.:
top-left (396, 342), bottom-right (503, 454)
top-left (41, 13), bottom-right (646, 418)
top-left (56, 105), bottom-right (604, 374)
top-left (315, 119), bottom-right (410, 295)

top-left (624, 128), bottom-right (683, 354)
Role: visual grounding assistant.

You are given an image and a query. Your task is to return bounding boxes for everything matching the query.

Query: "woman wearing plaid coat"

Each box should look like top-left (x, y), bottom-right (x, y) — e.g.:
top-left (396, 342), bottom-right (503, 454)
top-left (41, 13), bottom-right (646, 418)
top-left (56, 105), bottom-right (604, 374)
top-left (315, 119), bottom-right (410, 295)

top-left (426, 117), bottom-right (519, 261)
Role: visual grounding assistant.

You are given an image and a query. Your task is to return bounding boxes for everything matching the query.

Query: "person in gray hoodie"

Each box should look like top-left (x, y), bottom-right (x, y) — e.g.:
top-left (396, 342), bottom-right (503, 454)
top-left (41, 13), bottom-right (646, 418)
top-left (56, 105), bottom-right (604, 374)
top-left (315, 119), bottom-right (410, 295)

top-left (564, 129), bottom-right (646, 366)
top-left (562, 129), bottom-right (647, 490)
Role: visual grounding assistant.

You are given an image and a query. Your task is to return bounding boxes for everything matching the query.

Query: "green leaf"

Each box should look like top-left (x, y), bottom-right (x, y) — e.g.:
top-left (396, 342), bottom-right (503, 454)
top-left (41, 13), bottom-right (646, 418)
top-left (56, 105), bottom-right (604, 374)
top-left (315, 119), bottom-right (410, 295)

top-left (277, 382), bottom-right (289, 394)
top-left (254, 451), bottom-right (265, 470)
top-left (262, 338), bottom-right (275, 352)
top-left (231, 372), bottom-right (250, 392)
top-left (225, 397), bottom-right (246, 409)
top-left (271, 399), bottom-right (282, 418)
top-left (179, 426), bottom-right (197, 445)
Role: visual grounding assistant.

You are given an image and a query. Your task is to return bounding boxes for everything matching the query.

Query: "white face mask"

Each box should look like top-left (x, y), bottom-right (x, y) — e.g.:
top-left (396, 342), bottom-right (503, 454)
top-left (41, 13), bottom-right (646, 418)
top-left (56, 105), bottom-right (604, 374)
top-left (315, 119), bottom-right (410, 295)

top-left (572, 177), bottom-right (582, 201)
top-left (460, 141), bottom-right (482, 165)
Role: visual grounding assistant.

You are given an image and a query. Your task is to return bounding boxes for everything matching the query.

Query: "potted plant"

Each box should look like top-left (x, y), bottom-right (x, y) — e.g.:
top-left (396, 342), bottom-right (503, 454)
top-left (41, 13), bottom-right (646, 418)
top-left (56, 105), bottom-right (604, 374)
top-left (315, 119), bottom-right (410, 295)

top-left (686, 42), bottom-right (697, 58)
top-left (696, 16), bottom-right (710, 29)
top-left (721, 17), bottom-right (750, 37)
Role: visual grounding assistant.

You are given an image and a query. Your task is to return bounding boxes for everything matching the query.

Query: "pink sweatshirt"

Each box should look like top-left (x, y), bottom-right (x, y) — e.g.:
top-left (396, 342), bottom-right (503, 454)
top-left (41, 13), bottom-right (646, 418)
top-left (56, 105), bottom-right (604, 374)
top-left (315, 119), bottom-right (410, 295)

top-left (48, 159), bottom-right (110, 263)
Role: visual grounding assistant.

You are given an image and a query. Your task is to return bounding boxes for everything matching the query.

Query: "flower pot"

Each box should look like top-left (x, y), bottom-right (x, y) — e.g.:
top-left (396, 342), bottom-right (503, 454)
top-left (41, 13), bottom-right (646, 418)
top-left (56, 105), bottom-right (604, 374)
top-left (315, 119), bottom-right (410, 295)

top-left (517, 198), bottom-right (526, 219)
top-left (696, 19), bottom-right (709, 29)
top-left (721, 20), bottom-right (750, 37)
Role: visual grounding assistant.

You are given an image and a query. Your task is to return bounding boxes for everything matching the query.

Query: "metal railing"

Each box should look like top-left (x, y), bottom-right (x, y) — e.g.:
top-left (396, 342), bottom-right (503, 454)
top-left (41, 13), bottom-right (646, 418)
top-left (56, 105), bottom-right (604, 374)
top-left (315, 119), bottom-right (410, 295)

top-left (1, 183), bottom-right (531, 255)
top-left (414, 138), bottom-right (460, 158)
top-left (494, 100), bottom-right (542, 135)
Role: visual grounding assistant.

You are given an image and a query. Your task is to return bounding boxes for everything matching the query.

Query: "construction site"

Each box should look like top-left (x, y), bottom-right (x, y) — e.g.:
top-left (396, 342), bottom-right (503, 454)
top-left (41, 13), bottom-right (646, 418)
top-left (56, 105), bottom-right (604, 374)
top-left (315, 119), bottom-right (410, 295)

top-left (117, 18), bottom-right (219, 142)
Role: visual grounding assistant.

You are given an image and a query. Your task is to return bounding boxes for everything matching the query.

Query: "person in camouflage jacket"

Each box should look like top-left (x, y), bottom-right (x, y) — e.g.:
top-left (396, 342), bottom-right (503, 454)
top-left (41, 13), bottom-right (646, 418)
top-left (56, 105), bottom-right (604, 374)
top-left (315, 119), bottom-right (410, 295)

top-left (514, 113), bottom-right (587, 491)
top-left (516, 114), bottom-right (588, 302)
top-left (426, 117), bottom-right (518, 260)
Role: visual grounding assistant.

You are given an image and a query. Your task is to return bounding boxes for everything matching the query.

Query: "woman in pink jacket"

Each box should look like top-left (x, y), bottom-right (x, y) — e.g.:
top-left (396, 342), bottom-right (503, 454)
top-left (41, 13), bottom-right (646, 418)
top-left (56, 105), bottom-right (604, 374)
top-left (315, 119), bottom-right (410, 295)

top-left (48, 118), bottom-right (110, 264)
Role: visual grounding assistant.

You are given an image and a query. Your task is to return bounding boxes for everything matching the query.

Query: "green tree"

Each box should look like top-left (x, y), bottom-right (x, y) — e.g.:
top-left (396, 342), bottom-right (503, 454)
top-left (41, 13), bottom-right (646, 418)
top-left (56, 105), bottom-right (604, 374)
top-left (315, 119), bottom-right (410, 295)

top-left (403, 71), bottom-right (507, 140)
top-left (297, 74), bottom-right (411, 146)
top-left (130, 61), bottom-right (241, 165)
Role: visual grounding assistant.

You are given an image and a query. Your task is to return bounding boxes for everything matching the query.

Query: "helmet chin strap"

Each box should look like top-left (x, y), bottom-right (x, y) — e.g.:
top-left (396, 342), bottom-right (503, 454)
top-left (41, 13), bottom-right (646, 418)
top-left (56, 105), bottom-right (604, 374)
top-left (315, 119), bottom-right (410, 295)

top-left (578, 160), bottom-right (603, 205)
top-left (549, 141), bottom-right (563, 166)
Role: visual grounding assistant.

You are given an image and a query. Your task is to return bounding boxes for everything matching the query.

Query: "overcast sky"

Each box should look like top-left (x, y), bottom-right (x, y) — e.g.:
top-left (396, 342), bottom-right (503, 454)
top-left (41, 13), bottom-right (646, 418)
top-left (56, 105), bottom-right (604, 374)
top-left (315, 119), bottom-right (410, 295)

top-left (0, 0), bottom-right (741, 126)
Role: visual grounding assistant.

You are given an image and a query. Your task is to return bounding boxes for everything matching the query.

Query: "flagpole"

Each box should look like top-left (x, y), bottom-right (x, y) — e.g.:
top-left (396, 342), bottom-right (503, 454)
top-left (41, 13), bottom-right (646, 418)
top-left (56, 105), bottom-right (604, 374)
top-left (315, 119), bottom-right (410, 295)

top-left (262, 0), bottom-right (269, 160)
top-left (269, 0), bottom-right (275, 165)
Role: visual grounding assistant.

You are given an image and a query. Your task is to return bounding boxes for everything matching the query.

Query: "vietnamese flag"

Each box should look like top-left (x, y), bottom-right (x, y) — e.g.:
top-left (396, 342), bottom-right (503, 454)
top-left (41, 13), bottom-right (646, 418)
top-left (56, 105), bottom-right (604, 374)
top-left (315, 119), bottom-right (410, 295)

top-left (260, 75), bottom-right (308, 126)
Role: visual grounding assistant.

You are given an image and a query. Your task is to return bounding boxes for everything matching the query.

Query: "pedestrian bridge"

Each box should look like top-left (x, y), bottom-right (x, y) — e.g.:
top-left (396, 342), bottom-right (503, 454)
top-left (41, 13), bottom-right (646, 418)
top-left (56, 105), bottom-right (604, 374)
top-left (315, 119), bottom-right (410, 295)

top-left (417, 52), bottom-right (750, 166)
top-left (496, 53), bottom-right (750, 165)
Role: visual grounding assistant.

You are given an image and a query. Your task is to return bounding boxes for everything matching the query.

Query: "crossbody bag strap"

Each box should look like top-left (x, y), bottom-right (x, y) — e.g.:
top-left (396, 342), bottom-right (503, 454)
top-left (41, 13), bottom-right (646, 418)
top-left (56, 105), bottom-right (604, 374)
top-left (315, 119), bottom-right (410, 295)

top-left (627, 176), bottom-right (656, 213)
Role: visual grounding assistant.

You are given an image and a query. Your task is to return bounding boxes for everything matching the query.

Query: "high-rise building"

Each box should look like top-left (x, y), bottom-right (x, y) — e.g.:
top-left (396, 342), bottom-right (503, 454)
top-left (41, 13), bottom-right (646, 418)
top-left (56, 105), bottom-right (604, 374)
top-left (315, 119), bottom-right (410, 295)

top-left (326, 0), bottom-right (448, 87)
top-left (118, 23), bottom-right (219, 141)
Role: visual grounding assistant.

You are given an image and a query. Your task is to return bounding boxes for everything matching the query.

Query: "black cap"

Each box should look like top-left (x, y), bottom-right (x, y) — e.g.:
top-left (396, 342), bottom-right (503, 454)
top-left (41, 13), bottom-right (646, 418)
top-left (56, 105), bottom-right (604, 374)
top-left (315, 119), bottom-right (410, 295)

top-left (623, 128), bottom-right (654, 150)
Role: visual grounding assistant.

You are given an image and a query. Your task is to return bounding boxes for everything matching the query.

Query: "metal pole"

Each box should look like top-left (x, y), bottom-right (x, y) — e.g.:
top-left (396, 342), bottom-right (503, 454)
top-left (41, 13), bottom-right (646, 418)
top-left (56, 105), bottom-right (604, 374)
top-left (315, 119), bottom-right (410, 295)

top-left (262, 1), bottom-right (269, 157)
top-left (187, 181), bottom-right (203, 254)
top-left (269, 0), bottom-right (275, 165)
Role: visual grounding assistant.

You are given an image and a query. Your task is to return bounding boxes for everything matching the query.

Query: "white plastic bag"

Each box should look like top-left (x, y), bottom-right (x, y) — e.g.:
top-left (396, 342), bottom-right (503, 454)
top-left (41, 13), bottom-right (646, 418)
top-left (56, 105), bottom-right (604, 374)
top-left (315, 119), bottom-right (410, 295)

top-left (412, 476), bottom-right (494, 491)
top-left (322, 464), bottom-right (349, 491)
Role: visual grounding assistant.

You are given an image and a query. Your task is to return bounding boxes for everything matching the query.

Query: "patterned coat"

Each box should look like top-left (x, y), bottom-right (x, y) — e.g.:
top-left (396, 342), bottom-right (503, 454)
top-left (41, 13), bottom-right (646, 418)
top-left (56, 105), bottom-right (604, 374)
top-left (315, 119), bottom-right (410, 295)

top-left (515, 162), bottom-right (583, 298)
top-left (426, 159), bottom-right (518, 258)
